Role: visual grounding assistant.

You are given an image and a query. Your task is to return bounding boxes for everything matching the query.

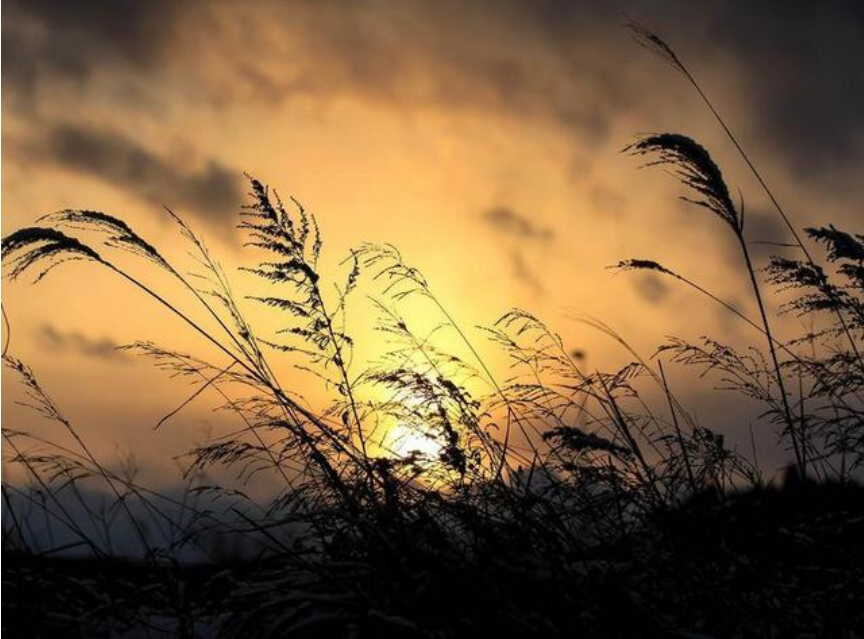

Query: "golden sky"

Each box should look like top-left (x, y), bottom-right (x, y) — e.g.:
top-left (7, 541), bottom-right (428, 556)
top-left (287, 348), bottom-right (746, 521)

top-left (3, 0), bottom-right (863, 483)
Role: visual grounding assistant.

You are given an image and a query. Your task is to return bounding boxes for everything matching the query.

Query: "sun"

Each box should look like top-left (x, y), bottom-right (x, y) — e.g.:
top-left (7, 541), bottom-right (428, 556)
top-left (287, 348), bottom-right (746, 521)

top-left (381, 422), bottom-right (445, 463)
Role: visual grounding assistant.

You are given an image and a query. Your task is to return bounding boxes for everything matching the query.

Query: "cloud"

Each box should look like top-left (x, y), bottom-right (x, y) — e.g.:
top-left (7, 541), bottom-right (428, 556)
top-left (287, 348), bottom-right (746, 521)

top-left (702, 0), bottom-right (864, 174)
top-left (5, 0), bottom-right (863, 183)
top-left (229, 0), bottom-right (864, 179)
top-left (483, 206), bottom-right (554, 296)
top-left (631, 273), bottom-right (671, 305)
top-left (2, 0), bottom-right (181, 102)
top-left (2, 1), bottom-right (242, 231)
top-left (38, 324), bottom-right (129, 362)
top-left (636, 0), bottom-right (864, 178)
top-left (510, 250), bottom-right (546, 297)
top-left (226, 1), bottom-right (628, 148)
top-left (483, 206), bottom-right (555, 242)
top-left (33, 123), bottom-right (243, 224)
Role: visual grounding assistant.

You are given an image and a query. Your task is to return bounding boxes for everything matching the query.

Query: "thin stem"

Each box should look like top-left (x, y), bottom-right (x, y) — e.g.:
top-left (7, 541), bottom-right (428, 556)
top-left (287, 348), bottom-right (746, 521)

top-left (738, 235), bottom-right (804, 474)
top-left (658, 362), bottom-right (696, 494)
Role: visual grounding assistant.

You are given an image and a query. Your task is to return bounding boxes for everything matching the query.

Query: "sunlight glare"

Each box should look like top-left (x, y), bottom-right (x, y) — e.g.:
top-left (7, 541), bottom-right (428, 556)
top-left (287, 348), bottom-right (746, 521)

top-left (383, 422), bottom-right (444, 462)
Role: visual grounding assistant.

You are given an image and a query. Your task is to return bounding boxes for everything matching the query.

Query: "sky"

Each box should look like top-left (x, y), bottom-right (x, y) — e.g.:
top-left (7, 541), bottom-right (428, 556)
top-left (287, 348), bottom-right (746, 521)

top-left (3, 0), bottom-right (863, 485)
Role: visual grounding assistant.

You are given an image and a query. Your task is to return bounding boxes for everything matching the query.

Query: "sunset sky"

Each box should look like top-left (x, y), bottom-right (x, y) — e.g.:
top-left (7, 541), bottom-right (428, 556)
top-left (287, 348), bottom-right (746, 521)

top-left (3, 0), bottom-right (863, 484)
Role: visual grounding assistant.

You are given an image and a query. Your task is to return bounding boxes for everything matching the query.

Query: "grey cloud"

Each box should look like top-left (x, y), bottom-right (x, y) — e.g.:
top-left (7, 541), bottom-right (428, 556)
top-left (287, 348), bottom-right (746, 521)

top-left (35, 124), bottom-right (243, 224)
top-left (2, 0), bottom-right (181, 102)
top-left (39, 324), bottom-right (128, 362)
top-left (712, 1), bottom-right (864, 174)
top-left (632, 273), bottom-right (671, 305)
top-left (643, 0), bottom-right (864, 177)
top-left (710, 209), bottom-right (798, 266)
top-left (484, 207), bottom-right (555, 242)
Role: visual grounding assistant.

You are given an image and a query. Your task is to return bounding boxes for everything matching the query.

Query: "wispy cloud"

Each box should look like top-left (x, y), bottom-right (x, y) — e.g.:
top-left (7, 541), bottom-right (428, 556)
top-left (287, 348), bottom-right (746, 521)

top-left (483, 207), bottom-right (554, 242)
top-left (482, 206), bottom-right (554, 297)
top-left (631, 273), bottom-right (671, 305)
top-left (38, 324), bottom-right (129, 362)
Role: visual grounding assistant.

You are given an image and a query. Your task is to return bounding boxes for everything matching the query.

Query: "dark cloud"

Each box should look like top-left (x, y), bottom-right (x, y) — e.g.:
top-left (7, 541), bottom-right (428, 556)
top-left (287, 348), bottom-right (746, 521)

top-left (34, 124), bottom-right (243, 224)
top-left (2, 0), bottom-right (623, 151)
top-left (2, 0), bottom-right (241, 231)
top-left (709, 209), bottom-right (799, 266)
top-left (645, 0), bottom-right (864, 176)
top-left (716, 1), bottom-right (864, 173)
top-left (2, 0), bottom-right (181, 102)
top-left (38, 324), bottom-right (128, 362)
top-left (632, 273), bottom-right (671, 305)
top-left (484, 207), bottom-right (555, 242)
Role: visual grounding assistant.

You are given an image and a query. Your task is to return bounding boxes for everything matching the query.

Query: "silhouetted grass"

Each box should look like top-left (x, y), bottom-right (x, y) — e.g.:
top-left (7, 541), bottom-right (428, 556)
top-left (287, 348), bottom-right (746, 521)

top-left (2, 24), bottom-right (863, 638)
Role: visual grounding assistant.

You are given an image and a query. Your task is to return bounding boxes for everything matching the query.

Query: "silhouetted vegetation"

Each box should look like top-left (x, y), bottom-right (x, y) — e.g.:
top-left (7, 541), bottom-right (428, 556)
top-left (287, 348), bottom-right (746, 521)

top-left (2, 25), bottom-right (863, 638)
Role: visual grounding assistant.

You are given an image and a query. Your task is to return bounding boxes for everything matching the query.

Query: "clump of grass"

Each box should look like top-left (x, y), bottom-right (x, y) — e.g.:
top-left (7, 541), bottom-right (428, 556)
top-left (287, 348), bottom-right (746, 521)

top-left (625, 131), bottom-right (804, 473)
top-left (618, 22), bottom-right (864, 481)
